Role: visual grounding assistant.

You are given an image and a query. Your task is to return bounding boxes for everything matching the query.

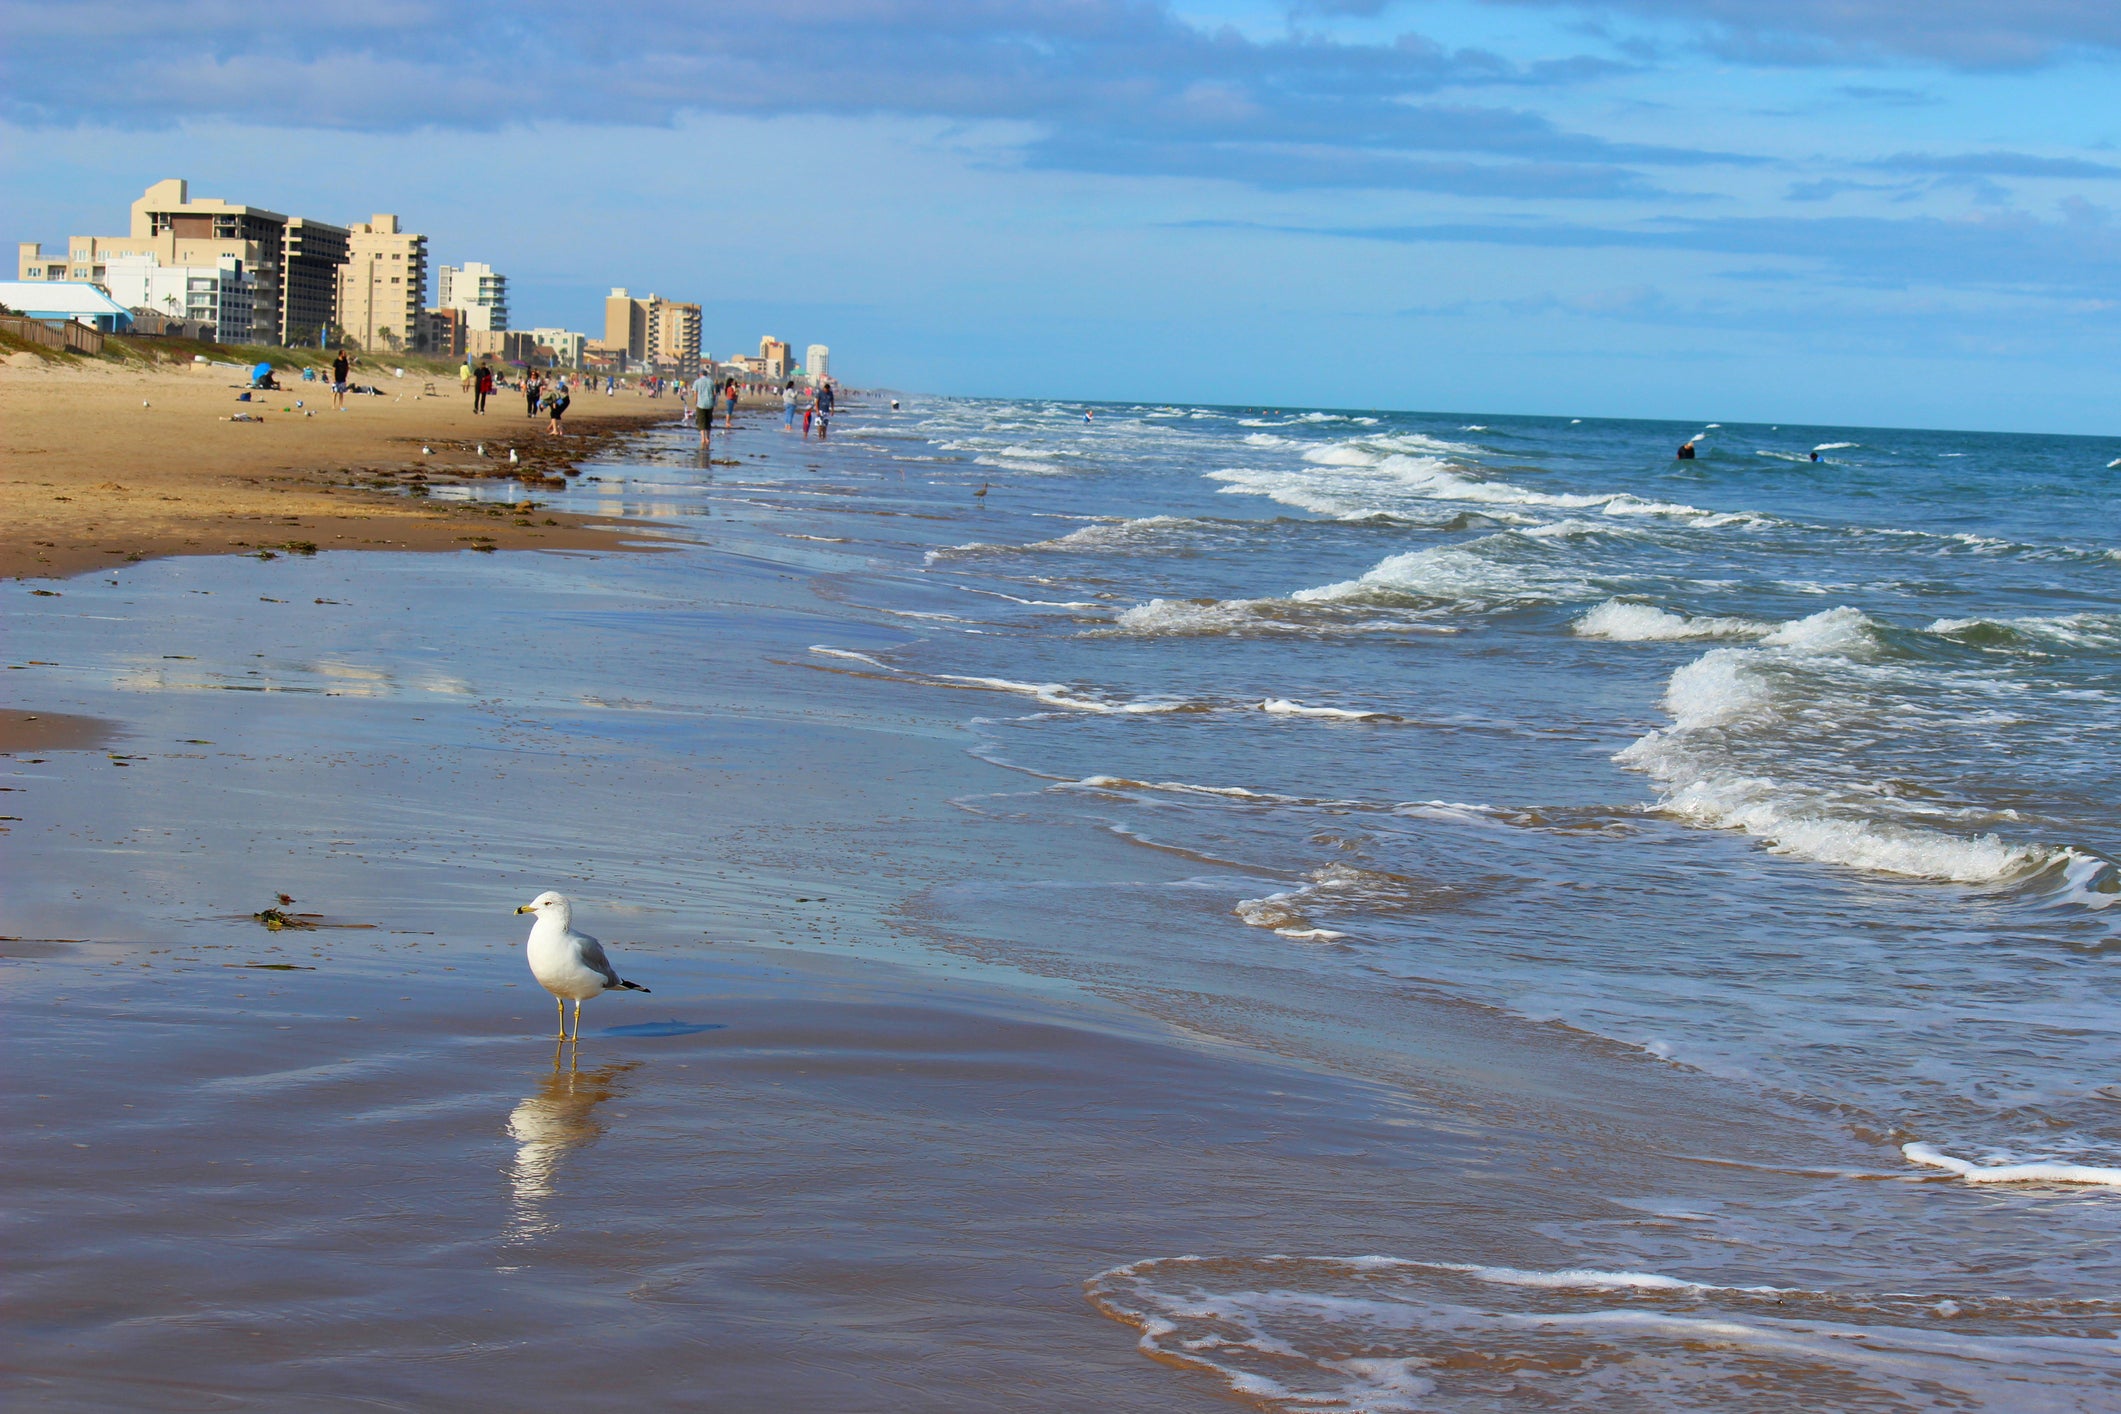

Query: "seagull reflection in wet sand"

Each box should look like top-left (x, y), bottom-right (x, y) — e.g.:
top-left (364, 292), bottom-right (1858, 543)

top-left (506, 1053), bottom-right (639, 1237)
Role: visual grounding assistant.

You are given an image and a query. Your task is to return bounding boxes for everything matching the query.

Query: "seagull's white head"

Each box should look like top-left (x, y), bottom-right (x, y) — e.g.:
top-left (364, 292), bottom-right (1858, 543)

top-left (516, 891), bottom-right (572, 926)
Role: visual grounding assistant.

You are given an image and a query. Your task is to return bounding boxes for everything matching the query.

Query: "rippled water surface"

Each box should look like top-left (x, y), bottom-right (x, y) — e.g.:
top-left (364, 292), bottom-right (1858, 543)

top-left (11, 394), bottom-right (2121, 1410)
top-left (729, 397), bottom-right (2121, 1408)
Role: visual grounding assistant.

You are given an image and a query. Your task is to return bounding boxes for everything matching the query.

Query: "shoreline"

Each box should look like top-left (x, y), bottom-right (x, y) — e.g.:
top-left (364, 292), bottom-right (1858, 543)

top-left (1, 359), bottom-right (689, 580)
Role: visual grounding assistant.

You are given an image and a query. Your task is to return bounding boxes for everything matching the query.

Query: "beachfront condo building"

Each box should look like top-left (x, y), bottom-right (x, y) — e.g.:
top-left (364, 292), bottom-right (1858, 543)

top-left (529, 328), bottom-right (588, 368)
top-left (280, 217), bottom-right (349, 347)
top-left (14, 179), bottom-right (365, 346)
top-left (467, 329), bottom-right (536, 362)
top-left (806, 344), bottom-right (830, 381)
top-left (602, 288), bottom-right (701, 374)
top-left (337, 215), bottom-right (430, 353)
top-left (100, 252), bottom-right (256, 345)
top-left (18, 180), bottom-right (285, 344)
top-left (438, 263), bottom-right (508, 333)
top-left (760, 336), bottom-right (795, 380)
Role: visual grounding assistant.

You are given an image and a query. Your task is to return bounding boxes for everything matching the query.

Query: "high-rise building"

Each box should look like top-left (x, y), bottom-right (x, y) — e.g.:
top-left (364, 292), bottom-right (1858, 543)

top-left (760, 336), bottom-right (794, 380)
top-left (601, 288), bottom-right (701, 373)
top-left (336, 215), bottom-right (429, 353)
top-left (603, 287), bottom-right (646, 362)
top-left (805, 344), bottom-right (830, 381)
top-left (438, 262), bottom-right (508, 332)
top-left (281, 217), bottom-right (348, 346)
top-left (101, 252), bottom-right (255, 344)
top-left (648, 298), bottom-right (701, 374)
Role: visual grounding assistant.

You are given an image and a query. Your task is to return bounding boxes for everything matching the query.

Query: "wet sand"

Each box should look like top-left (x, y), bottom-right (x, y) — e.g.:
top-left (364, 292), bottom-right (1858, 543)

top-left (4, 944), bottom-right (1495, 1411)
top-left (1, 361), bottom-right (679, 579)
top-left (0, 709), bottom-right (117, 754)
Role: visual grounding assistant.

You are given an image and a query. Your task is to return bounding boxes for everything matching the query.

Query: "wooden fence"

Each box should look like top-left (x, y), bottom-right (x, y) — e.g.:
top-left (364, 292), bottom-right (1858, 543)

top-left (0, 314), bottom-right (105, 356)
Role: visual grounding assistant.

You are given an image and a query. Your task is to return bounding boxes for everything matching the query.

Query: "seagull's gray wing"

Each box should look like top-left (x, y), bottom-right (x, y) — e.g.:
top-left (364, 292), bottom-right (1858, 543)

top-left (572, 930), bottom-right (622, 988)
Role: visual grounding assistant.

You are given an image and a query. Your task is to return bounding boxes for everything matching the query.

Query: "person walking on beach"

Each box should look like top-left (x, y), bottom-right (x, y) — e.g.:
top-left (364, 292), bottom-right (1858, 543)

top-left (331, 350), bottom-right (351, 411)
top-left (723, 378), bottom-right (739, 429)
top-left (525, 374), bottom-right (543, 418)
top-left (783, 381), bottom-right (798, 431)
top-left (545, 378), bottom-right (571, 437)
top-left (690, 367), bottom-right (717, 450)
top-left (460, 361), bottom-right (473, 395)
top-left (474, 363), bottom-right (495, 414)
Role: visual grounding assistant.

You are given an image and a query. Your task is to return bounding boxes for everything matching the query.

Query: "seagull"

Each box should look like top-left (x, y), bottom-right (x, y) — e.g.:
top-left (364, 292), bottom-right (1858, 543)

top-left (515, 891), bottom-right (651, 1040)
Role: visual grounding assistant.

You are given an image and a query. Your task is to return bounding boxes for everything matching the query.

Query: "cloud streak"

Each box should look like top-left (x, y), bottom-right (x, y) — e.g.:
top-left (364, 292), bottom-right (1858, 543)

top-left (1481, 0), bottom-right (2121, 69)
top-left (1183, 204), bottom-right (2121, 296)
top-left (0, 1), bottom-right (1736, 196)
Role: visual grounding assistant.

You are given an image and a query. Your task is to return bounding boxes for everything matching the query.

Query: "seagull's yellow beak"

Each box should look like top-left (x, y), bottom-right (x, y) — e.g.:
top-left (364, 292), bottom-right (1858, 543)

top-left (515, 904), bottom-right (535, 914)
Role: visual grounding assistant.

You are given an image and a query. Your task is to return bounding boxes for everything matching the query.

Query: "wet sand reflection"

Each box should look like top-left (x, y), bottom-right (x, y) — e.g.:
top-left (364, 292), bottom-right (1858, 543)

top-left (506, 1049), bottom-right (638, 1238)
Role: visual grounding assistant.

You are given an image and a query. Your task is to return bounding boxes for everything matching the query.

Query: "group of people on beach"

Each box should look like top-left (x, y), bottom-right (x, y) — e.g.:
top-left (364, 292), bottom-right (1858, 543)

top-left (685, 372), bottom-right (837, 450)
top-left (782, 378), bottom-right (834, 439)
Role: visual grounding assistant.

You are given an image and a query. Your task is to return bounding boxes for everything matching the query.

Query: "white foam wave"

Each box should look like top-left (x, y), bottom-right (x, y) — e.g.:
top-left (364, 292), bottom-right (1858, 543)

top-left (1574, 599), bottom-right (1771, 642)
top-left (1108, 596), bottom-right (1451, 637)
top-left (1076, 774), bottom-right (1276, 800)
top-left (1814, 441), bottom-right (1858, 451)
top-left (1903, 1143), bottom-right (2121, 1187)
top-left (1235, 883), bottom-right (1350, 941)
top-left (1026, 515), bottom-right (1199, 552)
top-left (1211, 451), bottom-right (1768, 530)
top-left (1926, 611), bottom-right (2121, 650)
top-left (807, 645), bottom-right (890, 668)
top-left (1260, 699), bottom-right (1387, 720)
top-left (933, 675), bottom-right (1191, 714)
top-left (1615, 610), bottom-right (2061, 885)
top-left (1291, 530), bottom-right (1607, 610)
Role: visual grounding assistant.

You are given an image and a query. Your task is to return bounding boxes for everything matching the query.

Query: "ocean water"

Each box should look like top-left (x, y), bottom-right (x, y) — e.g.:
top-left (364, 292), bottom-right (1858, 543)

top-left (11, 395), bottom-right (2121, 1409)
top-left (672, 398), bottom-right (2121, 1407)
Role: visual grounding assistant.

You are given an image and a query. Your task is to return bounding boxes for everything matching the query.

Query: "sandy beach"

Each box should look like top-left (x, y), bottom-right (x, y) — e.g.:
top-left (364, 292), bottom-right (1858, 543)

top-left (1, 357), bottom-right (678, 581)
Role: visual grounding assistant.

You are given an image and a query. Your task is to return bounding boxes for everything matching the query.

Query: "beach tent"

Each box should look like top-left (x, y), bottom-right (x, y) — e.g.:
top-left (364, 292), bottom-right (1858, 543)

top-left (0, 281), bottom-right (134, 333)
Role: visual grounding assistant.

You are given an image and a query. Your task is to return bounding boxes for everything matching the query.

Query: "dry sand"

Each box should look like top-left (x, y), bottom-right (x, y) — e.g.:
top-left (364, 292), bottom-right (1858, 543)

top-left (1, 357), bottom-right (681, 580)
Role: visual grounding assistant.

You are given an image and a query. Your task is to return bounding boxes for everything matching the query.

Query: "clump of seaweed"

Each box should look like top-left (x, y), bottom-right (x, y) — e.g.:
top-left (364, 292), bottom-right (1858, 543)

top-left (252, 895), bottom-right (317, 931)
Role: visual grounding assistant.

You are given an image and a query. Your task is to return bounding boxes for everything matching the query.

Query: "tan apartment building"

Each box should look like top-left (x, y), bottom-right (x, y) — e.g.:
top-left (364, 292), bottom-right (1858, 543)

top-left (760, 336), bottom-right (794, 380)
top-left (16, 179), bottom-right (351, 346)
top-left (602, 288), bottom-right (701, 374)
top-left (337, 215), bottom-right (428, 353)
top-left (467, 329), bottom-right (536, 363)
top-left (19, 179), bottom-right (286, 344)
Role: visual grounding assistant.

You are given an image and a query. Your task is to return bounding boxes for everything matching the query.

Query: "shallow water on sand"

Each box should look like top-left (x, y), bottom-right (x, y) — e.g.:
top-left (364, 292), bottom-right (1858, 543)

top-left (6, 397), bottom-right (2121, 1410)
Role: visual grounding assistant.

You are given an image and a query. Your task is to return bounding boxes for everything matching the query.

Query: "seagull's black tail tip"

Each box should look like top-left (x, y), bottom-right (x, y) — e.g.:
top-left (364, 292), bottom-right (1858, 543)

top-left (617, 979), bottom-right (651, 993)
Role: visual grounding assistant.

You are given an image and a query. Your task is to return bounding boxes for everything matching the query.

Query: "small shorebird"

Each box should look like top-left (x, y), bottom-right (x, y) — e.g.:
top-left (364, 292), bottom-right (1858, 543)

top-left (515, 891), bottom-right (651, 1040)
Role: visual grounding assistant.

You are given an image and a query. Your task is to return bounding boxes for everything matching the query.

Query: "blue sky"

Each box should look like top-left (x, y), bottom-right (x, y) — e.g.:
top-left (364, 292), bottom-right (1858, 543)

top-left (5, 1), bottom-right (2117, 432)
